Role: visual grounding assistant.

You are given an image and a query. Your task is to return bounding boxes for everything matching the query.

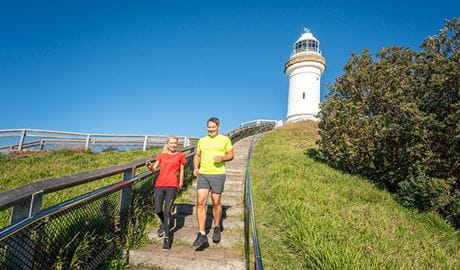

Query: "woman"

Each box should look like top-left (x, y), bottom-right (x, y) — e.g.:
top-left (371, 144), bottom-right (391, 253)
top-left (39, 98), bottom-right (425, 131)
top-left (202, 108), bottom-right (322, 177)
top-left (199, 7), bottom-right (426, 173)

top-left (146, 136), bottom-right (186, 250)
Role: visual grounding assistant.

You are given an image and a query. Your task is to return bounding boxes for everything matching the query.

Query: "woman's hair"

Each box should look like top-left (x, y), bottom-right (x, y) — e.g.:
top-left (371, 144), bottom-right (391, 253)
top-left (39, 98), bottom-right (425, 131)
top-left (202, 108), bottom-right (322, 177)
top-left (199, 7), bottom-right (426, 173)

top-left (162, 136), bottom-right (179, 154)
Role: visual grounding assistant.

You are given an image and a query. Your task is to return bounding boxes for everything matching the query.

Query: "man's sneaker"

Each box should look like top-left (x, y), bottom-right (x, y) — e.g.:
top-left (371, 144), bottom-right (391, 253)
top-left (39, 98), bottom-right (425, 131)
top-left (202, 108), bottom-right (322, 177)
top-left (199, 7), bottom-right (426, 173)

top-left (162, 237), bottom-right (171, 250)
top-left (157, 224), bottom-right (165, 237)
top-left (212, 226), bottom-right (221, 243)
top-left (192, 233), bottom-right (208, 247)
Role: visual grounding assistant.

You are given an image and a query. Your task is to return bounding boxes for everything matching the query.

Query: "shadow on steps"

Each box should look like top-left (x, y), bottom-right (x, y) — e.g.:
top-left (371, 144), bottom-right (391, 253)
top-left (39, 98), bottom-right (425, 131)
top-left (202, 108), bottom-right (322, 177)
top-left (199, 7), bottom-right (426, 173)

top-left (171, 203), bottom-right (237, 233)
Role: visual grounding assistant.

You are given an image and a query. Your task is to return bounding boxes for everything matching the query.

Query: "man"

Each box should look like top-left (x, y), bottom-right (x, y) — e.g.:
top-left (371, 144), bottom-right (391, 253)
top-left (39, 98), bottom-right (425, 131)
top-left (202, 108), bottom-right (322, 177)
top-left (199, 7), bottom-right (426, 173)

top-left (192, 117), bottom-right (234, 247)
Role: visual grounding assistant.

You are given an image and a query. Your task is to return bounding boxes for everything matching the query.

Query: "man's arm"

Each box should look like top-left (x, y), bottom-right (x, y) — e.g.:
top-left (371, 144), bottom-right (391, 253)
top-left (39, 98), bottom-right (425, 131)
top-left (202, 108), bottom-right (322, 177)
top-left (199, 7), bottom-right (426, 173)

top-left (193, 149), bottom-right (201, 177)
top-left (213, 149), bottom-right (234, 162)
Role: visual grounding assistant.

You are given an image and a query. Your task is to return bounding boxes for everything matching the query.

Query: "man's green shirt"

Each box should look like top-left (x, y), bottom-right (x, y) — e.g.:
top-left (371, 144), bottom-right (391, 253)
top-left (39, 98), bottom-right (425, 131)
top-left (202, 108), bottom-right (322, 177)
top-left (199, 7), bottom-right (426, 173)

top-left (197, 134), bottom-right (233, 174)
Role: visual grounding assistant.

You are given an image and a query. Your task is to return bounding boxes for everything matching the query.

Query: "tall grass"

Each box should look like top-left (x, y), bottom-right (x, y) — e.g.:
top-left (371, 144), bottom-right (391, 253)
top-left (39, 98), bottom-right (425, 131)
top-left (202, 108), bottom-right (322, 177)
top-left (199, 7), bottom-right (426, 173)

top-left (250, 121), bottom-right (460, 269)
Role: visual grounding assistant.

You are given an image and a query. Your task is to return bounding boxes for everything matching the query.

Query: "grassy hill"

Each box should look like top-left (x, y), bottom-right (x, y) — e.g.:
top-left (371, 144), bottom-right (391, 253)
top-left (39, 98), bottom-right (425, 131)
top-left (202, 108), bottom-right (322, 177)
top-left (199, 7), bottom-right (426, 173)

top-left (0, 148), bottom-right (161, 228)
top-left (250, 121), bottom-right (460, 269)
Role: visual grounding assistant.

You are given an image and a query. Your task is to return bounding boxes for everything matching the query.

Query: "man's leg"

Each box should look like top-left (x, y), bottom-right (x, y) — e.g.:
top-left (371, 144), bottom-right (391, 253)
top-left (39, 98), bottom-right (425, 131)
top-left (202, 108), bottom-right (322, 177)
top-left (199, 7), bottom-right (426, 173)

top-left (196, 188), bottom-right (209, 232)
top-left (209, 174), bottom-right (226, 244)
top-left (210, 192), bottom-right (222, 227)
top-left (193, 188), bottom-right (210, 247)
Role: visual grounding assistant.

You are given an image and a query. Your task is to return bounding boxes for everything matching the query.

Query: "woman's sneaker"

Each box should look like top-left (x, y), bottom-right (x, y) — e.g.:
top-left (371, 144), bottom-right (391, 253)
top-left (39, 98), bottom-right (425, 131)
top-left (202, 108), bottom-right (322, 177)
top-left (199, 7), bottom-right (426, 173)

top-left (212, 226), bottom-right (221, 243)
top-left (192, 233), bottom-right (208, 247)
top-left (157, 224), bottom-right (165, 237)
top-left (162, 237), bottom-right (171, 250)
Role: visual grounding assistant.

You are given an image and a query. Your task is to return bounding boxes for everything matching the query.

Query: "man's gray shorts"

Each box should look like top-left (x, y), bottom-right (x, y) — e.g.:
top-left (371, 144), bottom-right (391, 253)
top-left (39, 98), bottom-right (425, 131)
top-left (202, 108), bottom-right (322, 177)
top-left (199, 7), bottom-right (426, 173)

top-left (197, 174), bottom-right (226, 193)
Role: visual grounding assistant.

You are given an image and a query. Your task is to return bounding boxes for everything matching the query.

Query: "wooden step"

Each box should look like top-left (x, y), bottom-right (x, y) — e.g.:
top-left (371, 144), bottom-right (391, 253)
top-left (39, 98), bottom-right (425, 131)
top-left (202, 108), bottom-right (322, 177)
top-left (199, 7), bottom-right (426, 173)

top-left (173, 214), bottom-right (244, 231)
top-left (148, 226), bottom-right (243, 249)
top-left (129, 245), bottom-right (245, 270)
top-left (173, 203), bottom-right (243, 218)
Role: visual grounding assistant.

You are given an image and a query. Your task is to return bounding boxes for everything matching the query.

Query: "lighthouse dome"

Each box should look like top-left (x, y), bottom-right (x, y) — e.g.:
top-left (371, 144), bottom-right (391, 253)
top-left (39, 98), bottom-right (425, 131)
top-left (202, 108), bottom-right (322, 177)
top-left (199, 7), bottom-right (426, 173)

top-left (292, 29), bottom-right (321, 56)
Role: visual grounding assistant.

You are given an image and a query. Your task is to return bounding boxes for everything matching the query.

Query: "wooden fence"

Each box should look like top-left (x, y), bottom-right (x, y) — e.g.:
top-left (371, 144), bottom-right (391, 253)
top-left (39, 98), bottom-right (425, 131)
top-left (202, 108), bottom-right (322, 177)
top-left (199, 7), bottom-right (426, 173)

top-left (0, 128), bottom-right (197, 152)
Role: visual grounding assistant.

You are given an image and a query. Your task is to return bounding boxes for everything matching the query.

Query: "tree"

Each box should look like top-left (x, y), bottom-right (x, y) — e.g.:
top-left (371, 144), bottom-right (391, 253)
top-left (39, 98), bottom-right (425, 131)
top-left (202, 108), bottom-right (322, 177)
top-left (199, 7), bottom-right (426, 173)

top-left (318, 18), bottom-right (460, 227)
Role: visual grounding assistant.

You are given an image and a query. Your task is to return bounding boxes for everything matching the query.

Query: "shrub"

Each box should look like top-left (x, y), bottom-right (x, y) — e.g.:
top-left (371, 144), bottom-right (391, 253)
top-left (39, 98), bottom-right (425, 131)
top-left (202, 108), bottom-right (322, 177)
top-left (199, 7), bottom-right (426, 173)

top-left (318, 18), bottom-right (460, 227)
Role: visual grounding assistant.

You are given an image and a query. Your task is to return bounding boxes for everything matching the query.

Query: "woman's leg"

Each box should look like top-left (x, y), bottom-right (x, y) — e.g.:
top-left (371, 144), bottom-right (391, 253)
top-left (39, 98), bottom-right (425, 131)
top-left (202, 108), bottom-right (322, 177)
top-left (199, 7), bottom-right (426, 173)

top-left (163, 187), bottom-right (178, 237)
top-left (154, 187), bottom-right (166, 223)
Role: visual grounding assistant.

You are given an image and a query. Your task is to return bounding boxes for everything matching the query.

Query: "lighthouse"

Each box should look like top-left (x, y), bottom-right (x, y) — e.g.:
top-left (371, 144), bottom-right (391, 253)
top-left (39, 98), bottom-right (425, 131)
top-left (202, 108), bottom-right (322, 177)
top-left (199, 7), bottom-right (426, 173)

top-left (284, 28), bottom-right (326, 122)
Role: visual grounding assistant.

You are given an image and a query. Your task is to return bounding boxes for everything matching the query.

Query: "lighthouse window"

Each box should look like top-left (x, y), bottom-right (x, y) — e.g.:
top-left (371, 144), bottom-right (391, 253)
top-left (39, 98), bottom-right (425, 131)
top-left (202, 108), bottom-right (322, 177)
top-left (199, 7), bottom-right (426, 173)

top-left (295, 40), bottom-right (319, 53)
top-left (302, 92), bottom-right (305, 99)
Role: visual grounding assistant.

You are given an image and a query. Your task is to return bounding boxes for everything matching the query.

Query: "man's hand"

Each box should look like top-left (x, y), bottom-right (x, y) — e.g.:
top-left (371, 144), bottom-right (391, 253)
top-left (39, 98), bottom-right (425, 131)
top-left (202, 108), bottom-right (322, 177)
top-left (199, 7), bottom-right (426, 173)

top-left (193, 168), bottom-right (199, 177)
top-left (213, 156), bottom-right (223, 162)
top-left (179, 181), bottom-right (183, 189)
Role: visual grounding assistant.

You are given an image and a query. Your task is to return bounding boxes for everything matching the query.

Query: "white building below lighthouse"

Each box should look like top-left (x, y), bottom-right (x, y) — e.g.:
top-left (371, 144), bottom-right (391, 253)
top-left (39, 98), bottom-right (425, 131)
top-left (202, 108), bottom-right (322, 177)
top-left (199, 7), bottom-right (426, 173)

top-left (284, 28), bottom-right (326, 122)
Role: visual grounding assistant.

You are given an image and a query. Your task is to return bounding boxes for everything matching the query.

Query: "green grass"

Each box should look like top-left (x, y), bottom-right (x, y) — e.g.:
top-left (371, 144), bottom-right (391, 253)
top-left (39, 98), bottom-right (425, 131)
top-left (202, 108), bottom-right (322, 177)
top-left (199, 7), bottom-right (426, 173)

top-left (0, 148), bottom-right (161, 228)
top-left (250, 121), bottom-right (460, 269)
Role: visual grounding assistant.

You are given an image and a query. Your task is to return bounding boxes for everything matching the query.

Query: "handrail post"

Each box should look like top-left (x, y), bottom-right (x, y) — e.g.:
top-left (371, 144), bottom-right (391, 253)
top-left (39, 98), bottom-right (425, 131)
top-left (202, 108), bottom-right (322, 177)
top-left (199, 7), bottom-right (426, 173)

top-left (120, 167), bottom-right (135, 255)
top-left (10, 190), bottom-right (43, 225)
top-left (18, 129), bottom-right (27, 151)
top-left (85, 134), bottom-right (90, 151)
top-left (9, 190), bottom-right (43, 270)
top-left (142, 136), bottom-right (148, 151)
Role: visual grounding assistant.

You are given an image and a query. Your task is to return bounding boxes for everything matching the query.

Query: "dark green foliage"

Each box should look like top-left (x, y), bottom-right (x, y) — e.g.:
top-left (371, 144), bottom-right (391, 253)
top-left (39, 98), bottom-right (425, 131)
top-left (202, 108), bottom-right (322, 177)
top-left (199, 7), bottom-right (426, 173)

top-left (318, 18), bottom-right (460, 227)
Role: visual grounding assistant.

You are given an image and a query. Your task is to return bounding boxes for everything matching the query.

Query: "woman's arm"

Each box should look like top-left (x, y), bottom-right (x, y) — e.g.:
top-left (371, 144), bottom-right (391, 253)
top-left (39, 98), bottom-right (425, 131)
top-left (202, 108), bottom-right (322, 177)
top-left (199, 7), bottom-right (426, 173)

top-left (179, 164), bottom-right (184, 189)
top-left (146, 160), bottom-right (160, 173)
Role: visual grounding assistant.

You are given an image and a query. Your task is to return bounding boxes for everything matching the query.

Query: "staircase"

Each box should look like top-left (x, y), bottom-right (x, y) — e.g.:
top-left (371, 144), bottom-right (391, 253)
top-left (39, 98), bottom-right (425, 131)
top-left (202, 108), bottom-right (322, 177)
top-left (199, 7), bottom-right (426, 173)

top-left (129, 135), bottom-right (258, 270)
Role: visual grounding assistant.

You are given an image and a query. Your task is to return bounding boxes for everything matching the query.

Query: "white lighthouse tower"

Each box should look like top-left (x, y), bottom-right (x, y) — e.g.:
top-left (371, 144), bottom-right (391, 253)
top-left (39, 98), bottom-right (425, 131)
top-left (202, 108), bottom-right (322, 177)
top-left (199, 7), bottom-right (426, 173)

top-left (284, 28), bottom-right (326, 122)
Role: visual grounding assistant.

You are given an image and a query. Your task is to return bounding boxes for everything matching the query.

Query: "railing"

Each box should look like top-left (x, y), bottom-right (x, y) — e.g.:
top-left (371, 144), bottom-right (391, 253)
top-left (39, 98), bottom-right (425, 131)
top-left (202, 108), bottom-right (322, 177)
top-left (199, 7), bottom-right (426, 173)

top-left (228, 122), bottom-right (276, 144)
top-left (244, 138), bottom-right (264, 270)
top-left (0, 128), bottom-right (197, 152)
top-left (240, 119), bottom-right (279, 128)
top-left (0, 123), bottom-right (275, 269)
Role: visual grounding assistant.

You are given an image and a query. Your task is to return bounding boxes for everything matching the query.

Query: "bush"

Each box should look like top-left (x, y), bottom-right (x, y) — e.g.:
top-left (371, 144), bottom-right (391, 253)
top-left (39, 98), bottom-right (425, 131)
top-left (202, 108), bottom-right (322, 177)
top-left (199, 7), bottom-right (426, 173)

top-left (318, 18), bottom-right (460, 227)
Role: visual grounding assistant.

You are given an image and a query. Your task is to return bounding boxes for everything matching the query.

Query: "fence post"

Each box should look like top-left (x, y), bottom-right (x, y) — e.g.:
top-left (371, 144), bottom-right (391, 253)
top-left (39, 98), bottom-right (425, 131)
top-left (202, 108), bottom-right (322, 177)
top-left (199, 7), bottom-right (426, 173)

top-left (40, 140), bottom-right (45, 150)
top-left (85, 134), bottom-right (90, 151)
top-left (18, 129), bottom-right (27, 151)
top-left (142, 136), bottom-right (148, 151)
top-left (183, 137), bottom-right (190, 147)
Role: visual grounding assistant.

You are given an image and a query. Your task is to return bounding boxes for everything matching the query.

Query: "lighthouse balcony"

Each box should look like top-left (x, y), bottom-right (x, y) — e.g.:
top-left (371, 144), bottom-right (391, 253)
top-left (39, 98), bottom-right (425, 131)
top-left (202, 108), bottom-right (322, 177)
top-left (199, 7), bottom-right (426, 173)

top-left (290, 49), bottom-right (322, 58)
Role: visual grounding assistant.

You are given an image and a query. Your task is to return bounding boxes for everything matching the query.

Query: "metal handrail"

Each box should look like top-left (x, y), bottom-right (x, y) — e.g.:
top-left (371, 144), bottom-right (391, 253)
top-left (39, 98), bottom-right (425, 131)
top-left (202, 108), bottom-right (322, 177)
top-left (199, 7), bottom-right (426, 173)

top-left (0, 171), bottom-right (148, 241)
top-left (0, 151), bottom-right (196, 242)
top-left (244, 138), bottom-right (264, 270)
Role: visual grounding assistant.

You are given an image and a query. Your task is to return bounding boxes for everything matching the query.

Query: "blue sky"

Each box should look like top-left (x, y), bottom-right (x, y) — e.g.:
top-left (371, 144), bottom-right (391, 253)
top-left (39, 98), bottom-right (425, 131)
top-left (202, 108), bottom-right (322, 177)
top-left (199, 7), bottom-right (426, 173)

top-left (1, 0), bottom-right (458, 137)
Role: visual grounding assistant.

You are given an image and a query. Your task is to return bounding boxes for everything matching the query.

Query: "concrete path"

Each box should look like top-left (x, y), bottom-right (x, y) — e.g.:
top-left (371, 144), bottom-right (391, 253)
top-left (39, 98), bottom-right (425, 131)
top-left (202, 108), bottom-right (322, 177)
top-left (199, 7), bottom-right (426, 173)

top-left (129, 135), bottom-right (257, 270)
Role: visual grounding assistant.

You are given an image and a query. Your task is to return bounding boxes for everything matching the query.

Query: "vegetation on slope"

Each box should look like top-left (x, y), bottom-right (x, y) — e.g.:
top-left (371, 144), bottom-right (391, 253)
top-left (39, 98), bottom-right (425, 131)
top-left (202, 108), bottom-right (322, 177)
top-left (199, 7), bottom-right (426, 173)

top-left (250, 121), bottom-right (460, 269)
